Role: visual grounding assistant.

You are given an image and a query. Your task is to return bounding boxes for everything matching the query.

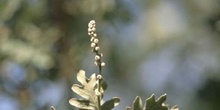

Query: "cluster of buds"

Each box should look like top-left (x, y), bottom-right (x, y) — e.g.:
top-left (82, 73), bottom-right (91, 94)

top-left (88, 20), bottom-right (105, 67)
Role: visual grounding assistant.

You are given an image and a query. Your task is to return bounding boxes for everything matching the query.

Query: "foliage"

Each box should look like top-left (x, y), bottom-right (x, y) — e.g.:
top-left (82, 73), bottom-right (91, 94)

top-left (1, 1), bottom-right (220, 110)
top-left (52, 20), bottom-right (179, 110)
top-left (126, 94), bottom-right (178, 110)
top-left (69, 70), bottom-right (120, 110)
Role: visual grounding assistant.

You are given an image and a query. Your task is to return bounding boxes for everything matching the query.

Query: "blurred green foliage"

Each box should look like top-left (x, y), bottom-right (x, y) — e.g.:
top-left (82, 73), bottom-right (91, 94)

top-left (0, 0), bottom-right (220, 110)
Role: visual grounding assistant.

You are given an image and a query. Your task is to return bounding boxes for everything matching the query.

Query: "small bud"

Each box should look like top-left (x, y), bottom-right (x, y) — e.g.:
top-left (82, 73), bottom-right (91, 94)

top-left (95, 46), bottom-right (100, 51)
top-left (97, 75), bottom-right (102, 79)
top-left (91, 43), bottom-right (96, 48)
top-left (100, 53), bottom-right (103, 57)
top-left (94, 38), bottom-right (99, 43)
top-left (88, 23), bottom-right (93, 28)
top-left (91, 27), bottom-right (96, 31)
top-left (90, 37), bottom-right (94, 42)
top-left (88, 28), bottom-right (92, 32)
top-left (90, 20), bottom-right (96, 25)
top-left (88, 32), bottom-right (91, 35)
top-left (95, 55), bottom-right (100, 60)
top-left (101, 62), bottom-right (105, 67)
top-left (93, 33), bottom-right (97, 37)
top-left (94, 61), bottom-right (98, 66)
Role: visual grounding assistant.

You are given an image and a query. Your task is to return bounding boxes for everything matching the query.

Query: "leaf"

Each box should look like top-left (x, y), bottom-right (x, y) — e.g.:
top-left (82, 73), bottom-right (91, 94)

top-left (171, 105), bottom-right (179, 110)
top-left (125, 94), bottom-right (178, 110)
top-left (71, 84), bottom-right (96, 100)
top-left (70, 70), bottom-right (121, 110)
top-left (77, 70), bottom-right (87, 85)
top-left (101, 97), bottom-right (120, 110)
top-left (133, 96), bottom-right (143, 110)
top-left (73, 71), bottom-right (97, 100)
top-left (145, 94), bottom-right (168, 110)
top-left (69, 98), bottom-right (95, 109)
top-left (77, 70), bottom-right (97, 91)
top-left (69, 70), bottom-right (98, 109)
top-left (101, 81), bottom-right (108, 91)
top-left (100, 81), bottom-right (108, 98)
top-left (87, 73), bottom-right (97, 90)
top-left (50, 106), bottom-right (56, 110)
top-left (126, 106), bottom-right (132, 110)
top-left (156, 94), bottom-right (167, 105)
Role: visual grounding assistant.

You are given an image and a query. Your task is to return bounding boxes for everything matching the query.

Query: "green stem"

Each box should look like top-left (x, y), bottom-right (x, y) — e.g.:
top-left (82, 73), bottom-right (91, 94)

top-left (97, 53), bottom-right (102, 110)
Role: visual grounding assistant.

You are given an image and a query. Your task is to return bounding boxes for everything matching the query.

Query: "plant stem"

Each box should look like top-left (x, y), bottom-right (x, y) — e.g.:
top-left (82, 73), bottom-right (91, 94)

top-left (88, 20), bottom-right (104, 110)
top-left (97, 53), bottom-right (102, 110)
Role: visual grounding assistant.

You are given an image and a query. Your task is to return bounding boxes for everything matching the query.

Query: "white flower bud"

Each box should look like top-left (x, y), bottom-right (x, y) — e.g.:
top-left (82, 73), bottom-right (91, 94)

top-left (93, 33), bottom-right (97, 37)
top-left (88, 28), bottom-right (92, 32)
top-left (94, 38), bottom-right (99, 43)
top-left (95, 55), bottom-right (100, 60)
top-left (91, 27), bottom-right (96, 31)
top-left (101, 62), bottom-right (105, 67)
top-left (90, 37), bottom-right (94, 42)
top-left (91, 43), bottom-right (96, 48)
top-left (94, 61), bottom-right (98, 66)
top-left (95, 46), bottom-right (100, 51)
top-left (97, 75), bottom-right (102, 79)
top-left (88, 23), bottom-right (93, 28)
top-left (100, 53), bottom-right (103, 57)
top-left (90, 20), bottom-right (96, 25)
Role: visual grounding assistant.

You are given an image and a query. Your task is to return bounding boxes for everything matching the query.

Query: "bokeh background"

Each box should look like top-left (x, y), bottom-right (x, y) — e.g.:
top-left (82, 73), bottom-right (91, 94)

top-left (0, 0), bottom-right (220, 110)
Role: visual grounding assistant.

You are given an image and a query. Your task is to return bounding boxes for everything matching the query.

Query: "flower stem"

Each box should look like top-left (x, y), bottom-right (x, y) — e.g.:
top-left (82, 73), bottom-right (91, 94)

top-left (97, 58), bottom-right (102, 110)
top-left (88, 20), bottom-right (105, 110)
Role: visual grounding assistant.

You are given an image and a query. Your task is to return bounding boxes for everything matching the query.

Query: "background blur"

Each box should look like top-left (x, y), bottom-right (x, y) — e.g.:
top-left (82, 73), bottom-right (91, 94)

top-left (0, 0), bottom-right (220, 110)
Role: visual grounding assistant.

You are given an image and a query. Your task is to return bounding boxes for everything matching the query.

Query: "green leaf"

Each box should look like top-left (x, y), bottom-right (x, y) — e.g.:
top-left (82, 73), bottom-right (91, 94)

top-left (145, 94), bottom-right (168, 110)
top-left (69, 98), bottom-right (95, 109)
top-left (126, 94), bottom-right (178, 110)
top-left (100, 81), bottom-right (108, 98)
top-left (101, 81), bottom-right (108, 91)
top-left (70, 70), bottom-right (121, 110)
top-left (133, 96), bottom-right (143, 110)
top-left (156, 94), bottom-right (167, 105)
top-left (101, 97), bottom-right (120, 110)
